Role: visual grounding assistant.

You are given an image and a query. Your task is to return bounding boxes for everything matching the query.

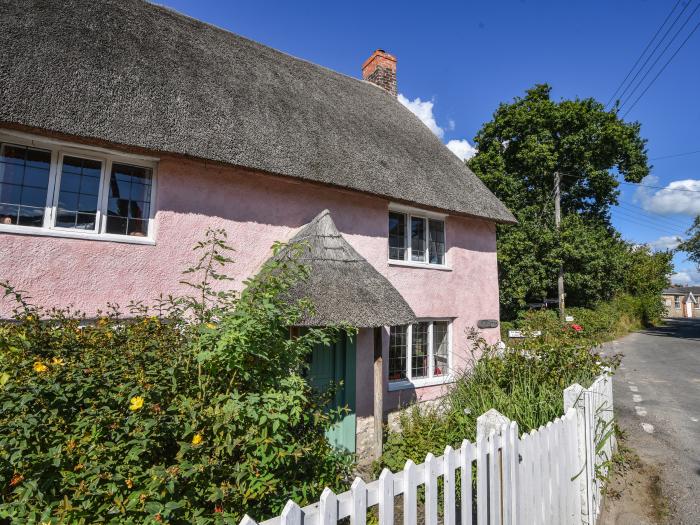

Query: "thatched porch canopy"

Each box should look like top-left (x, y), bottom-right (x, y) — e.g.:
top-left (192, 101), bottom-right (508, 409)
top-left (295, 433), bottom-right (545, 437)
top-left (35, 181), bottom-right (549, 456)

top-left (278, 210), bottom-right (416, 328)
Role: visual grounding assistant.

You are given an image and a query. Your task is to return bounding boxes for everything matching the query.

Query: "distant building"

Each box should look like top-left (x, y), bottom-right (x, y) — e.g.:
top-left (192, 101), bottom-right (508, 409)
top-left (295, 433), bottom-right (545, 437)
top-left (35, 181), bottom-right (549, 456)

top-left (662, 287), bottom-right (699, 318)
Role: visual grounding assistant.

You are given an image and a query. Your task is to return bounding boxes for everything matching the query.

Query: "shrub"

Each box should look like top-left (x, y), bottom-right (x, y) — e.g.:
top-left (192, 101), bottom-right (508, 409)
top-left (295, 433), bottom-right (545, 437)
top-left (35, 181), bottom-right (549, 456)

top-left (0, 230), bottom-right (352, 524)
top-left (502, 293), bottom-right (664, 344)
top-left (378, 328), bottom-right (619, 473)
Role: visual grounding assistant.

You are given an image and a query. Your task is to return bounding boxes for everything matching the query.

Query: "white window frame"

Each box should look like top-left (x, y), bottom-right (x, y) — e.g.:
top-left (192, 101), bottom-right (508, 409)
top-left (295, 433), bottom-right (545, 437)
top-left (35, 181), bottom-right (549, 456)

top-left (388, 203), bottom-right (450, 270)
top-left (674, 297), bottom-right (681, 309)
top-left (0, 129), bottom-right (158, 245)
top-left (388, 319), bottom-right (453, 391)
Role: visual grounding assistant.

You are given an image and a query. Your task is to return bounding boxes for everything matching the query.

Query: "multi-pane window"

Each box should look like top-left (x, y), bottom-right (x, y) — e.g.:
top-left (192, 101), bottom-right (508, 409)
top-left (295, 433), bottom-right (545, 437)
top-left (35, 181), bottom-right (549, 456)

top-left (105, 163), bottom-right (153, 237)
top-left (428, 220), bottom-right (445, 265)
top-left (388, 325), bottom-right (408, 381)
top-left (388, 211), bottom-right (446, 266)
top-left (0, 138), bottom-right (155, 240)
top-left (674, 297), bottom-right (681, 309)
top-left (56, 155), bottom-right (102, 230)
top-left (411, 321), bottom-right (429, 378)
top-left (389, 212), bottom-right (406, 261)
top-left (388, 320), bottom-right (452, 383)
top-left (0, 144), bottom-right (51, 228)
top-left (432, 321), bottom-right (449, 376)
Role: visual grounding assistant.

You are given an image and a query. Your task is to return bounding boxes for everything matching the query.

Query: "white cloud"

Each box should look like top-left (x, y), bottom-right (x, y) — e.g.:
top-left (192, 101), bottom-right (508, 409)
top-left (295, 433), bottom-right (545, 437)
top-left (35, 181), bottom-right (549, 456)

top-left (398, 94), bottom-right (444, 138)
top-left (446, 139), bottom-right (478, 161)
top-left (647, 235), bottom-right (682, 251)
top-left (671, 269), bottom-right (700, 286)
top-left (635, 176), bottom-right (700, 216)
top-left (398, 93), bottom-right (478, 161)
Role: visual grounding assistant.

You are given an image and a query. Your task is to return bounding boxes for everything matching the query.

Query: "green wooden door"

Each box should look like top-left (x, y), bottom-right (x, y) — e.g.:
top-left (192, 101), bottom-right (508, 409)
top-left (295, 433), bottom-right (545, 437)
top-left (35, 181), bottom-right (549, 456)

top-left (308, 334), bottom-right (356, 453)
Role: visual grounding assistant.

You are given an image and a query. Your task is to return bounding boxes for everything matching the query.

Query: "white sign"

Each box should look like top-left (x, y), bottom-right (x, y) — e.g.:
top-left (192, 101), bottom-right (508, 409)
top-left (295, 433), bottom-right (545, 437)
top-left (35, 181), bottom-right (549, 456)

top-left (565, 315), bottom-right (574, 322)
top-left (508, 330), bottom-right (542, 339)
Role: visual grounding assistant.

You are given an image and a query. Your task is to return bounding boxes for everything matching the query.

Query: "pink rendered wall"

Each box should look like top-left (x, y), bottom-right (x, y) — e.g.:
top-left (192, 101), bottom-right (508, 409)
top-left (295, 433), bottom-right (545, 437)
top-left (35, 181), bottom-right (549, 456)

top-left (0, 154), bottom-right (500, 415)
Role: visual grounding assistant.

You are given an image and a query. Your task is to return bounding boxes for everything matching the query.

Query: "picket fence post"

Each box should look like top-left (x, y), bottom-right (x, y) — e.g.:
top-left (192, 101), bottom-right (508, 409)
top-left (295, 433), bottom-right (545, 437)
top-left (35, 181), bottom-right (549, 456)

top-left (280, 501), bottom-right (301, 525)
top-left (564, 382), bottom-right (590, 525)
top-left (377, 469), bottom-right (393, 525)
top-left (476, 408), bottom-right (517, 525)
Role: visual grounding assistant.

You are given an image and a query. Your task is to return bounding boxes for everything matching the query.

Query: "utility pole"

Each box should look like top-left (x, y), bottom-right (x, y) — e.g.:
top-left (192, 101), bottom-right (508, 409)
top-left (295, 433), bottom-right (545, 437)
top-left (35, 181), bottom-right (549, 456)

top-left (554, 171), bottom-right (565, 320)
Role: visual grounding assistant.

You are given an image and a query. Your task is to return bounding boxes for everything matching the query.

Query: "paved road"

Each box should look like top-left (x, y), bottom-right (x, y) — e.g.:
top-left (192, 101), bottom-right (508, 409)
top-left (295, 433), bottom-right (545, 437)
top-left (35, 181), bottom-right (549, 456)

top-left (607, 318), bottom-right (700, 524)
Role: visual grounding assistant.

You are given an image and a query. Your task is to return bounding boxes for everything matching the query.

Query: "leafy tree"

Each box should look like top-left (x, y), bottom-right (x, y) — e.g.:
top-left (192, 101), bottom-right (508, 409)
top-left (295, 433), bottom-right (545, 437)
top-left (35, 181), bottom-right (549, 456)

top-left (468, 84), bottom-right (651, 317)
top-left (678, 216), bottom-right (700, 269)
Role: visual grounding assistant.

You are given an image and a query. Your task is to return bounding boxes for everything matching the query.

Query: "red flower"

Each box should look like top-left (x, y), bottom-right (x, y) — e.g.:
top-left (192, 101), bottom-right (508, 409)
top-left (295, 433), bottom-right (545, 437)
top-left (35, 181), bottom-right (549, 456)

top-left (214, 505), bottom-right (223, 513)
top-left (571, 324), bottom-right (583, 332)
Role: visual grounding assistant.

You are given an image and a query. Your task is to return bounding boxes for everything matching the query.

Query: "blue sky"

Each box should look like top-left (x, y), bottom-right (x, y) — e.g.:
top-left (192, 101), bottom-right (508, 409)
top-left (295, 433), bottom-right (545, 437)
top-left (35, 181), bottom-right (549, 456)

top-left (161, 0), bottom-right (700, 284)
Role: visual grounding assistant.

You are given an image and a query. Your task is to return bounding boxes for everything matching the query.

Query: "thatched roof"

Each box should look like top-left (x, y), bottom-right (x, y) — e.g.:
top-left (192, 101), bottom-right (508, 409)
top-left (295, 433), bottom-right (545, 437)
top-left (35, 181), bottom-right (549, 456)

top-left (281, 210), bottom-right (416, 327)
top-left (0, 0), bottom-right (515, 224)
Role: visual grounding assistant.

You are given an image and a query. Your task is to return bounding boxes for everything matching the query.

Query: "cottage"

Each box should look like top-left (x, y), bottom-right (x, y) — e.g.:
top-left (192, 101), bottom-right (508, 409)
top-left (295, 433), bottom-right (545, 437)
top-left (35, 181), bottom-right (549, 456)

top-left (0, 0), bottom-right (514, 458)
top-left (662, 287), bottom-right (699, 318)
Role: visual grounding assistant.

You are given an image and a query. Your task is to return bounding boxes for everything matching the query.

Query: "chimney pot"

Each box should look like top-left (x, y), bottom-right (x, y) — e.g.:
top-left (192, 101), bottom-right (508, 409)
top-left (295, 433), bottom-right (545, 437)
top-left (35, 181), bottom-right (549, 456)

top-left (362, 49), bottom-right (397, 96)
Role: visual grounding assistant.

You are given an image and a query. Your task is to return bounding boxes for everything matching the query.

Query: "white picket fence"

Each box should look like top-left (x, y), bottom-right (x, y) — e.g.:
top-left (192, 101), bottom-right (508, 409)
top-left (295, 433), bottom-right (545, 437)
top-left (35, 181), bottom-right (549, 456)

top-left (242, 373), bottom-right (615, 525)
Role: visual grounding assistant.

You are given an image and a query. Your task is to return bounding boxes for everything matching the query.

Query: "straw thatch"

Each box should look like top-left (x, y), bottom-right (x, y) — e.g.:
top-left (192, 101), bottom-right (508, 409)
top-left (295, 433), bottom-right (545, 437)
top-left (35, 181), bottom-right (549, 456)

top-left (280, 210), bottom-right (416, 327)
top-left (0, 0), bottom-right (515, 224)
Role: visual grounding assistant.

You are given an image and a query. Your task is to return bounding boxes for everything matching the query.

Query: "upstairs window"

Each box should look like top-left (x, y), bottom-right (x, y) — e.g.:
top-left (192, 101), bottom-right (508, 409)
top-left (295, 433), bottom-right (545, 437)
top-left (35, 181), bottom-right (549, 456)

top-left (388, 210), bottom-right (446, 266)
top-left (0, 135), bottom-right (156, 241)
top-left (389, 320), bottom-right (452, 385)
top-left (0, 144), bottom-right (51, 228)
top-left (105, 163), bottom-right (153, 237)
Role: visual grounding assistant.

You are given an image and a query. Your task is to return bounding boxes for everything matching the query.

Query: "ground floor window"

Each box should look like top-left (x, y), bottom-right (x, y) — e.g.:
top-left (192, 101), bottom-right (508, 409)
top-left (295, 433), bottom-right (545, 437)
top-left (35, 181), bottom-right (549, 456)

top-left (389, 320), bottom-right (451, 384)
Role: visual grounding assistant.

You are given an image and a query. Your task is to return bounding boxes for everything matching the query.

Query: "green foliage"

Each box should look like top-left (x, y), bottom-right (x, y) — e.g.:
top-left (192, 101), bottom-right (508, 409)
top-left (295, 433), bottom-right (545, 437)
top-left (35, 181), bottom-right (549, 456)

top-left (678, 215), bottom-right (700, 270)
top-left (0, 230), bottom-right (352, 524)
top-left (516, 293), bottom-right (667, 344)
top-left (467, 84), bottom-right (664, 318)
top-left (378, 290), bottom-right (665, 474)
top-left (378, 327), bottom-right (617, 474)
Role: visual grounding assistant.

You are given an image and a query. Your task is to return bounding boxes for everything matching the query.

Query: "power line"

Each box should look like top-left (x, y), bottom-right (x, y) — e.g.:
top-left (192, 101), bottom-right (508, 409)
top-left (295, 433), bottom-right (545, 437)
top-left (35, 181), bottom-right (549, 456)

top-left (619, 1), bottom-right (700, 112)
top-left (560, 172), bottom-right (700, 193)
top-left (650, 149), bottom-right (700, 160)
top-left (612, 207), bottom-right (687, 235)
top-left (614, 0), bottom-right (694, 108)
top-left (622, 15), bottom-right (700, 117)
top-left (619, 180), bottom-right (700, 193)
top-left (605, 0), bottom-right (683, 108)
top-left (616, 201), bottom-right (687, 229)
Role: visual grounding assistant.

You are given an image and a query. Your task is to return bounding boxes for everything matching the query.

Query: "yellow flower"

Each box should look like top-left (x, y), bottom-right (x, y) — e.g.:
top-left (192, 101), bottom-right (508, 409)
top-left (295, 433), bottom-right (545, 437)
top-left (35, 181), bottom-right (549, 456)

top-left (125, 478), bottom-right (134, 489)
top-left (97, 317), bottom-right (108, 326)
top-left (51, 357), bottom-right (65, 366)
top-left (205, 323), bottom-right (216, 329)
top-left (129, 396), bottom-right (144, 411)
top-left (191, 433), bottom-right (203, 446)
top-left (33, 361), bottom-right (48, 373)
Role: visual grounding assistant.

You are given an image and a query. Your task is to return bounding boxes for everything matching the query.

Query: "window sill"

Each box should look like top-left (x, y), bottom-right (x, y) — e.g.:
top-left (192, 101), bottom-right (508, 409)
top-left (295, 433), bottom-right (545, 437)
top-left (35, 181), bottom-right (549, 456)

top-left (388, 375), bottom-right (454, 391)
top-left (0, 224), bottom-right (156, 245)
top-left (388, 260), bottom-right (452, 271)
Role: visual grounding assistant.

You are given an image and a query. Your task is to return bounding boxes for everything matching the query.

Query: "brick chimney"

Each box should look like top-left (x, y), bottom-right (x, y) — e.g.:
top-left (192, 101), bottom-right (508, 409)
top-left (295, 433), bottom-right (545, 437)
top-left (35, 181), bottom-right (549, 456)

top-left (362, 49), bottom-right (397, 96)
